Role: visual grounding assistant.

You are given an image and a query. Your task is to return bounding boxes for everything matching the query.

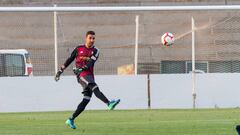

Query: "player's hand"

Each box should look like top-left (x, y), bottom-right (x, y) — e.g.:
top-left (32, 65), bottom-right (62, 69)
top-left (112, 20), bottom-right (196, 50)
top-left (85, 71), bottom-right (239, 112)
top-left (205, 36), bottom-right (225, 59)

top-left (73, 67), bottom-right (84, 76)
top-left (55, 69), bottom-right (63, 82)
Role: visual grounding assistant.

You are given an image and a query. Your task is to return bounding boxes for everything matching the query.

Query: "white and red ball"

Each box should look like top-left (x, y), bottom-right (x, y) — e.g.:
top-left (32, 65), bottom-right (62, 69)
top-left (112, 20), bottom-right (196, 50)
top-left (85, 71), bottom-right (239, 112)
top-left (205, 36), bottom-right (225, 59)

top-left (161, 32), bottom-right (174, 46)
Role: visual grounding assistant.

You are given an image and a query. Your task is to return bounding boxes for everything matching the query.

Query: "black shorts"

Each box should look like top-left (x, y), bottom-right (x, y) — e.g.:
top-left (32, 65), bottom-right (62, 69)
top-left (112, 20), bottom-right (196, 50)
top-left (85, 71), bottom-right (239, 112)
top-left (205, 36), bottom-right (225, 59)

top-left (77, 75), bottom-right (95, 90)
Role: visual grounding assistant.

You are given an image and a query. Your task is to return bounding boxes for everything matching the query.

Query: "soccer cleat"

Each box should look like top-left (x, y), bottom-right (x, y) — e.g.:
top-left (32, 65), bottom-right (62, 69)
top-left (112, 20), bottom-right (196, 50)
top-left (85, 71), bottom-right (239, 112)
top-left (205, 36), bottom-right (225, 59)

top-left (65, 118), bottom-right (76, 129)
top-left (108, 99), bottom-right (120, 110)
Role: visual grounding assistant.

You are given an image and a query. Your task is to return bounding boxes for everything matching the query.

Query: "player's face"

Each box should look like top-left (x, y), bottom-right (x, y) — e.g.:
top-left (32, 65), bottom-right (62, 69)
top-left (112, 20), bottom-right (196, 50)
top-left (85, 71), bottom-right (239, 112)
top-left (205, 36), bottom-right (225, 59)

top-left (85, 34), bottom-right (95, 48)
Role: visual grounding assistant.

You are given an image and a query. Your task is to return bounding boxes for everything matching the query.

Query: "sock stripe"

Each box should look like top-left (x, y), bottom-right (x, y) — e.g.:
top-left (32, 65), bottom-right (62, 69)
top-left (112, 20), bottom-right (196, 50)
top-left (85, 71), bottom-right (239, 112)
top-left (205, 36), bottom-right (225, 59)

top-left (92, 85), bottom-right (98, 91)
top-left (83, 96), bottom-right (91, 100)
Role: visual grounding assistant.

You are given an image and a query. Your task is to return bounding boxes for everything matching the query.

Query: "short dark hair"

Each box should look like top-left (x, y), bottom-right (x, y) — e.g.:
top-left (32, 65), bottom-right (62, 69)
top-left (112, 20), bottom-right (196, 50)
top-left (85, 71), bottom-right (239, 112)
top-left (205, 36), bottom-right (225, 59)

top-left (86, 31), bottom-right (95, 37)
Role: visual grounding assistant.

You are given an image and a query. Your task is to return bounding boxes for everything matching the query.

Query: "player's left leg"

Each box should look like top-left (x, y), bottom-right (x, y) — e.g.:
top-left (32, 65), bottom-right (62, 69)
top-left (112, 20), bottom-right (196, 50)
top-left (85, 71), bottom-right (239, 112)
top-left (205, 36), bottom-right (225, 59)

top-left (89, 83), bottom-right (109, 104)
top-left (70, 89), bottom-right (92, 120)
top-left (66, 88), bottom-right (92, 129)
top-left (81, 75), bottom-right (120, 110)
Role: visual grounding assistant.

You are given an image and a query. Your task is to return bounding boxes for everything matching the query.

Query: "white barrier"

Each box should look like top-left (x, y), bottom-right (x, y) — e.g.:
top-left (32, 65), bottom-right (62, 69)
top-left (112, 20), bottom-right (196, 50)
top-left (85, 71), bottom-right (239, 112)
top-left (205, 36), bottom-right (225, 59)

top-left (150, 73), bottom-right (240, 108)
top-left (0, 75), bottom-right (148, 112)
top-left (1, 74), bottom-right (240, 112)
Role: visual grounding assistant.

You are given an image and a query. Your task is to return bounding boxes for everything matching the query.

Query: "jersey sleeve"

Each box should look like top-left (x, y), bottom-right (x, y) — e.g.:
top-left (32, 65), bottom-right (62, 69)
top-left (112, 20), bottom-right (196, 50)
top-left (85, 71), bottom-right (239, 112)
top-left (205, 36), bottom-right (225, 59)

top-left (63, 47), bottom-right (78, 68)
top-left (84, 47), bottom-right (99, 69)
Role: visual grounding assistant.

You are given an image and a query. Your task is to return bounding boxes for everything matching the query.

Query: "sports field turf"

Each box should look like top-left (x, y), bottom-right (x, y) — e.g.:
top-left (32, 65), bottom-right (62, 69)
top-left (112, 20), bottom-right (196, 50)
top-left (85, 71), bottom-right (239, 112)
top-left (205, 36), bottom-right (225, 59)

top-left (0, 109), bottom-right (240, 135)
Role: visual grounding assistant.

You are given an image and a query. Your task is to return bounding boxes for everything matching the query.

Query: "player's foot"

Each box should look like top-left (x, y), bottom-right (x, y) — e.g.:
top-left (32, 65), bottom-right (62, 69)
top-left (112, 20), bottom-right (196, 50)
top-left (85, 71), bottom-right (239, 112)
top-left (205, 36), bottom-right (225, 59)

top-left (65, 118), bottom-right (76, 129)
top-left (108, 99), bottom-right (120, 110)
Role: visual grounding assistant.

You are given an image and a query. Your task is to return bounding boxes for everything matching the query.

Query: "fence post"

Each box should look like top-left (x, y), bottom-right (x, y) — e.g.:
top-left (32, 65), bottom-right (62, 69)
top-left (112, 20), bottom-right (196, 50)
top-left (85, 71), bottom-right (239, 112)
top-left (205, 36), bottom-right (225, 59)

top-left (147, 74), bottom-right (151, 109)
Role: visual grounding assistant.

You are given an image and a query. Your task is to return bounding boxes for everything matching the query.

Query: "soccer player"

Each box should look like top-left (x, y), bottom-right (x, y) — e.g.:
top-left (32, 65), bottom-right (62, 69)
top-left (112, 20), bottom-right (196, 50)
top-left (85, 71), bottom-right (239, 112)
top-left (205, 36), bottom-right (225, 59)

top-left (54, 31), bottom-right (120, 129)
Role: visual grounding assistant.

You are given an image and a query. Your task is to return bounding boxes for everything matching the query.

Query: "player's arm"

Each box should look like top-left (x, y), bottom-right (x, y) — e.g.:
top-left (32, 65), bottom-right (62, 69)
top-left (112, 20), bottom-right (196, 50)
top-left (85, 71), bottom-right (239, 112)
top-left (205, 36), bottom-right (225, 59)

top-left (83, 47), bottom-right (99, 70)
top-left (55, 47), bottom-right (78, 81)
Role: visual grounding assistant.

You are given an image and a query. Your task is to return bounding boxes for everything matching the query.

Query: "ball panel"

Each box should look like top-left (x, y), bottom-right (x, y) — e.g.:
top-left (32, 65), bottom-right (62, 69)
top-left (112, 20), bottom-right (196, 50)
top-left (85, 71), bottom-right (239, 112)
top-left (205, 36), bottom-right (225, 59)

top-left (161, 32), bottom-right (174, 46)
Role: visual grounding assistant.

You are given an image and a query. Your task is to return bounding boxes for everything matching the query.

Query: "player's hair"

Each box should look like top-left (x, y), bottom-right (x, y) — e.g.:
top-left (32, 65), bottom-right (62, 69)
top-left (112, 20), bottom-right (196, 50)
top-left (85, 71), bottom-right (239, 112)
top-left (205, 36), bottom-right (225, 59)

top-left (86, 31), bottom-right (95, 37)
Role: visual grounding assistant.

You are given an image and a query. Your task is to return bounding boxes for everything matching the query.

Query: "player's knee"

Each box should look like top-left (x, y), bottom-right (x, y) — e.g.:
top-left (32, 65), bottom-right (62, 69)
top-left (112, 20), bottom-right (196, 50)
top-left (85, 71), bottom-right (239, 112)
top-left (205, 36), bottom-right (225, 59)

top-left (88, 83), bottom-right (99, 92)
top-left (82, 87), bottom-right (93, 97)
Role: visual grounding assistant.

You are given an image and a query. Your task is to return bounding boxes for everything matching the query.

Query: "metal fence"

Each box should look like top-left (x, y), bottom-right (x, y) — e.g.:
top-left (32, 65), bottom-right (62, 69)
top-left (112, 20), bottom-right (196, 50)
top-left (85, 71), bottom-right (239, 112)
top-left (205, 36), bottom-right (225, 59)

top-left (1, 8), bottom-right (240, 76)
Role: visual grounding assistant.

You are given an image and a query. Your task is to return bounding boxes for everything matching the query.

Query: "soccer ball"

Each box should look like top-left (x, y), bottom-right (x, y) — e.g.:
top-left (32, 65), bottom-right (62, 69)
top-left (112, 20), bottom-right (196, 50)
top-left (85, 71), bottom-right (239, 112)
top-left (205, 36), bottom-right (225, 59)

top-left (161, 32), bottom-right (174, 46)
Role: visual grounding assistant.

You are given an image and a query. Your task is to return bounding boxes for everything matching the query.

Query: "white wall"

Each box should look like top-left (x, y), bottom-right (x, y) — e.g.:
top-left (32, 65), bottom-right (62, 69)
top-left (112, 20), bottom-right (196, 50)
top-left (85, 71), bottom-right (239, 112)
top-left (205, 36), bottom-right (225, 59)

top-left (150, 73), bottom-right (240, 108)
top-left (0, 75), bottom-right (148, 112)
top-left (1, 73), bottom-right (240, 112)
top-left (150, 74), bottom-right (192, 109)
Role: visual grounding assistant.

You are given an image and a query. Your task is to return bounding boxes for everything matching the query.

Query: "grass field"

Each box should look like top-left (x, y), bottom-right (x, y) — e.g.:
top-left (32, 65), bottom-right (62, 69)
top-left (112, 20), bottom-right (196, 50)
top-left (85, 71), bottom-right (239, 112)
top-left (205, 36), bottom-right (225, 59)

top-left (0, 109), bottom-right (240, 135)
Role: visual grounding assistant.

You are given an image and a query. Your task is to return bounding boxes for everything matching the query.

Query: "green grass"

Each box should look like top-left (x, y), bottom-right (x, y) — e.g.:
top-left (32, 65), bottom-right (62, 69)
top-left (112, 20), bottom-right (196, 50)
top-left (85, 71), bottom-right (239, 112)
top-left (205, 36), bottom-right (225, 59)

top-left (0, 109), bottom-right (240, 135)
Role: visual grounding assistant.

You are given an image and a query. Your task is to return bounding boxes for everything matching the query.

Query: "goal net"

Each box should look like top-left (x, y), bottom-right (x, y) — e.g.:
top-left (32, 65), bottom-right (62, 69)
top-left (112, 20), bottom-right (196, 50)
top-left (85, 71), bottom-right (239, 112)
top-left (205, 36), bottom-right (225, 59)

top-left (1, 6), bottom-right (240, 76)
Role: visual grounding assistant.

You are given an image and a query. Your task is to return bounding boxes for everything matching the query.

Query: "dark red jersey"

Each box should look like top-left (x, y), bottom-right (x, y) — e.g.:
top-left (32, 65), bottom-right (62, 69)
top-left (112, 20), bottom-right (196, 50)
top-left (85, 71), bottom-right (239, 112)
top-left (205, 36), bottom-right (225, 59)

top-left (63, 45), bottom-right (99, 78)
